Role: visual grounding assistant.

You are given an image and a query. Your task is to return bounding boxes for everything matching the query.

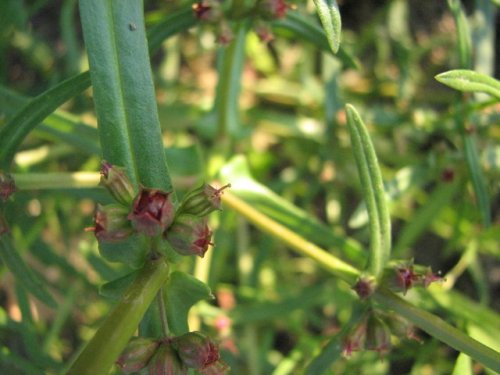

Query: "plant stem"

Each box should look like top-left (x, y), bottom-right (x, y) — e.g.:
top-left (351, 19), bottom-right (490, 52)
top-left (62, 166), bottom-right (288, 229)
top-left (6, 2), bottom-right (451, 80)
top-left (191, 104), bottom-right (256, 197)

top-left (157, 287), bottom-right (170, 337)
top-left (13, 172), bottom-right (100, 190)
top-left (66, 258), bottom-right (169, 375)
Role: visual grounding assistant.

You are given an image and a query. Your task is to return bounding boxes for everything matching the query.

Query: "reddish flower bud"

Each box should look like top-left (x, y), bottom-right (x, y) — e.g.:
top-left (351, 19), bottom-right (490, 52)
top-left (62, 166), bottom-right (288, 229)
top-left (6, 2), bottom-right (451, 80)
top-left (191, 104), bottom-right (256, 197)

top-left (100, 161), bottom-right (136, 206)
top-left (255, 24), bottom-right (275, 43)
top-left (178, 183), bottom-right (230, 217)
top-left (382, 261), bottom-right (420, 295)
top-left (440, 167), bottom-right (455, 183)
top-left (171, 332), bottom-right (221, 370)
top-left (166, 215), bottom-right (213, 258)
top-left (352, 276), bottom-right (376, 299)
top-left (342, 319), bottom-right (367, 357)
top-left (147, 341), bottom-right (187, 375)
top-left (217, 23), bottom-right (234, 45)
top-left (92, 204), bottom-right (133, 242)
top-left (0, 171), bottom-right (16, 201)
top-left (116, 337), bottom-right (160, 374)
top-left (382, 261), bottom-right (443, 295)
top-left (129, 186), bottom-right (175, 237)
top-left (258, 0), bottom-right (288, 20)
top-left (192, 0), bottom-right (222, 22)
top-left (365, 313), bottom-right (391, 356)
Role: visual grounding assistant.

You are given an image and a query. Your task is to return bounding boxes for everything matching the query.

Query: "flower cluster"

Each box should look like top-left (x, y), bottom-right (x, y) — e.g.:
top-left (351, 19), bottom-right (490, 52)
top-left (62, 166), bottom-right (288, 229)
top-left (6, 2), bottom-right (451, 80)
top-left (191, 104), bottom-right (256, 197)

top-left (381, 260), bottom-right (443, 295)
top-left (352, 260), bottom-right (443, 299)
top-left (90, 161), bottom-right (229, 259)
top-left (116, 332), bottom-right (229, 375)
top-left (342, 310), bottom-right (421, 358)
top-left (191, 0), bottom-right (291, 45)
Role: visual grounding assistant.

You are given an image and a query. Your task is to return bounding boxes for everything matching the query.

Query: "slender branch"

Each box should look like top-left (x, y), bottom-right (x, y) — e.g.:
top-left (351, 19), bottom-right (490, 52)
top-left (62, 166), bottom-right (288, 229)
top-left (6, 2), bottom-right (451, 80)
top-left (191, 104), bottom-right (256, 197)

top-left (222, 190), bottom-right (500, 372)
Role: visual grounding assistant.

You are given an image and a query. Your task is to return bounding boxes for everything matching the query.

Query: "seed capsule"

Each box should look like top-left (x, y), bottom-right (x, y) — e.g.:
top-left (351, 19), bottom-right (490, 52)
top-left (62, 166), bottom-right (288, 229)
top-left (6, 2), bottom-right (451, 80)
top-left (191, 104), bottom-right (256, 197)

top-left (116, 337), bottom-right (159, 374)
top-left (166, 215), bottom-right (213, 258)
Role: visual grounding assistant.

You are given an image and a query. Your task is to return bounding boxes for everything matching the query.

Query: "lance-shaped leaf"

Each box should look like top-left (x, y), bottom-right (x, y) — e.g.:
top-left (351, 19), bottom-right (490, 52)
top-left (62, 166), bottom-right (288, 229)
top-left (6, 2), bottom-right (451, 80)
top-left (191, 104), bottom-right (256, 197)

top-left (164, 271), bottom-right (214, 335)
top-left (345, 104), bottom-right (391, 277)
top-left (313, 0), bottom-right (341, 53)
top-left (435, 69), bottom-right (500, 99)
top-left (79, 0), bottom-right (171, 190)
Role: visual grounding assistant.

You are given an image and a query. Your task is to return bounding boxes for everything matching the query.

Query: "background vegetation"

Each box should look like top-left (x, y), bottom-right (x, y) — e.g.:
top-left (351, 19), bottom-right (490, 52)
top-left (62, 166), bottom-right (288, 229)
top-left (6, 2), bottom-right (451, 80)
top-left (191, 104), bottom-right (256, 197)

top-left (0, 0), bottom-right (499, 374)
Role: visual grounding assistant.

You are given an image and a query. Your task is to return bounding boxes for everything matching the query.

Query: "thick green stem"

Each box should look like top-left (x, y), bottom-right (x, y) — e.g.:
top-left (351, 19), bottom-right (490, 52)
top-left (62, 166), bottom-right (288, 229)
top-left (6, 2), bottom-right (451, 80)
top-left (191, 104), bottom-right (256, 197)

top-left (67, 259), bottom-right (169, 375)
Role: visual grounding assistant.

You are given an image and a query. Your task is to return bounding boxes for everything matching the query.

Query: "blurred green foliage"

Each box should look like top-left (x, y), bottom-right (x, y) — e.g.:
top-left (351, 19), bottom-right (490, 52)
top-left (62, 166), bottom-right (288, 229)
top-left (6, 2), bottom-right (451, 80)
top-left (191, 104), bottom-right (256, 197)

top-left (0, 0), bottom-right (498, 374)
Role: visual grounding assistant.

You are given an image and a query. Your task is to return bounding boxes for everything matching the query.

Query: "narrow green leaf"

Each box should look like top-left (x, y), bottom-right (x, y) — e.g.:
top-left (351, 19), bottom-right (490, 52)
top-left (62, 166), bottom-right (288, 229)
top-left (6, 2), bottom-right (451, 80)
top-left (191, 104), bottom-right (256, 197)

top-left (0, 72), bottom-right (91, 169)
top-left (349, 164), bottom-right (428, 229)
top-left (0, 86), bottom-right (100, 154)
top-left (313, 0), bottom-right (341, 53)
top-left (463, 134), bottom-right (491, 227)
top-left (0, 236), bottom-right (56, 308)
top-left (99, 271), bottom-right (138, 300)
top-left (447, 0), bottom-right (472, 68)
top-left (146, 5), bottom-right (196, 53)
top-left (216, 22), bottom-right (248, 137)
top-left (436, 69), bottom-right (500, 99)
top-left (393, 181), bottom-right (460, 254)
top-left (164, 271), bottom-right (213, 335)
top-left (79, 0), bottom-right (171, 190)
top-left (345, 104), bottom-right (391, 277)
top-left (272, 12), bottom-right (359, 69)
top-left (66, 259), bottom-right (170, 375)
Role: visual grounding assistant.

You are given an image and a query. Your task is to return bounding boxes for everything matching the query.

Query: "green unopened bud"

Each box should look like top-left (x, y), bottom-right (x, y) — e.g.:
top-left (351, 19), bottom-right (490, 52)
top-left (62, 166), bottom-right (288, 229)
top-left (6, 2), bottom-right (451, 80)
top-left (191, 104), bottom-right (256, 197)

top-left (178, 183), bottom-right (230, 217)
top-left (171, 332), bottom-right (220, 370)
top-left (100, 161), bottom-right (136, 206)
top-left (116, 337), bottom-right (159, 374)
top-left (147, 342), bottom-right (187, 375)
top-left (0, 171), bottom-right (16, 201)
top-left (166, 215), bottom-right (213, 258)
top-left (352, 276), bottom-right (376, 299)
top-left (91, 204), bottom-right (134, 242)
